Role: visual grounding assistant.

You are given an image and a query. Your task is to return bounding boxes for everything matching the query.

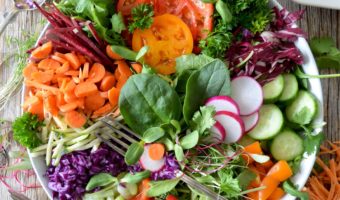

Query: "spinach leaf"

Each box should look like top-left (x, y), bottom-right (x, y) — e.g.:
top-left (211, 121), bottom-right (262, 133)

top-left (175, 54), bottom-right (214, 75)
top-left (183, 59), bottom-right (231, 122)
top-left (147, 178), bottom-right (180, 197)
top-left (125, 142), bottom-right (144, 165)
top-left (119, 74), bottom-right (182, 134)
top-left (86, 173), bottom-right (116, 191)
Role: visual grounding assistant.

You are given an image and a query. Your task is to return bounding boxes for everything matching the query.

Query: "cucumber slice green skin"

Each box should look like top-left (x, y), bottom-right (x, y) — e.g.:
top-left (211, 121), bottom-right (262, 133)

top-left (270, 129), bottom-right (304, 161)
top-left (263, 75), bottom-right (284, 103)
top-left (285, 90), bottom-right (318, 125)
top-left (279, 74), bottom-right (299, 103)
top-left (248, 104), bottom-right (284, 140)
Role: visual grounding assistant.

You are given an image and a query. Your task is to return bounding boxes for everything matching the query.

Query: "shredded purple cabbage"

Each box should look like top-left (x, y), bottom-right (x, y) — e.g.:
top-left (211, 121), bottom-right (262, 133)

top-left (129, 154), bottom-right (180, 181)
top-left (46, 144), bottom-right (127, 200)
top-left (227, 7), bottom-right (305, 85)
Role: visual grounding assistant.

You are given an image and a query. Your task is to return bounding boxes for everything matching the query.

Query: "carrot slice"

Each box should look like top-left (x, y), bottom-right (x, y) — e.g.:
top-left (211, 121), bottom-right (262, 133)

top-left (85, 92), bottom-right (106, 111)
top-left (23, 63), bottom-right (38, 79)
top-left (108, 87), bottom-right (120, 107)
top-left (51, 55), bottom-right (68, 64)
top-left (87, 63), bottom-right (106, 83)
top-left (242, 141), bottom-right (263, 164)
top-left (148, 143), bottom-right (165, 160)
top-left (56, 92), bottom-right (66, 107)
top-left (64, 80), bottom-right (76, 93)
top-left (267, 160), bottom-right (293, 182)
top-left (77, 98), bottom-right (85, 110)
top-left (65, 70), bottom-right (79, 77)
top-left (27, 98), bottom-right (44, 120)
top-left (45, 95), bottom-right (59, 116)
top-left (258, 176), bottom-right (280, 200)
top-left (23, 95), bottom-right (40, 110)
top-left (31, 41), bottom-right (53, 60)
top-left (55, 62), bottom-right (70, 74)
top-left (59, 102), bottom-right (78, 112)
top-left (38, 58), bottom-right (61, 70)
top-left (91, 103), bottom-right (113, 118)
top-left (114, 68), bottom-right (121, 80)
top-left (100, 92), bottom-right (108, 99)
top-left (82, 62), bottom-right (90, 79)
top-left (100, 75), bottom-right (116, 91)
top-left (267, 187), bottom-right (285, 200)
top-left (74, 82), bottom-right (98, 98)
top-left (64, 110), bottom-right (87, 128)
top-left (64, 91), bottom-right (78, 103)
top-left (116, 60), bottom-right (132, 78)
top-left (77, 54), bottom-right (87, 64)
top-left (116, 74), bottom-right (128, 90)
top-left (131, 178), bottom-right (152, 200)
top-left (31, 70), bottom-right (54, 84)
top-left (25, 80), bottom-right (59, 94)
top-left (131, 63), bottom-right (143, 74)
top-left (106, 45), bottom-right (123, 60)
top-left (64, 53), bottom-right (81, 69)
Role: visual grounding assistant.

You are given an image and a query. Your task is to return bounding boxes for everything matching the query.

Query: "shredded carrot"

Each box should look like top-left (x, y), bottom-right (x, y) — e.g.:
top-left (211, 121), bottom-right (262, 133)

top-left (305, 141), bottom-right (340, 200)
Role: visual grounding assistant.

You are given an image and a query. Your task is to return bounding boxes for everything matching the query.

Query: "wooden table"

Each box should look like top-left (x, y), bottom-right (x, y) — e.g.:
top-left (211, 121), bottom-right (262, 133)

top-left (0, 0), bottom-right (339, 199)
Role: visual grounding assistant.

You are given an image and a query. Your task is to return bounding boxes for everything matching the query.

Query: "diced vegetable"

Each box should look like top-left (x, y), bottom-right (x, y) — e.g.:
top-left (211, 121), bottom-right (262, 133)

top-left (267, 160), bottom-right (293, 182)
top-left (65, 110), bottom-right (87, 128)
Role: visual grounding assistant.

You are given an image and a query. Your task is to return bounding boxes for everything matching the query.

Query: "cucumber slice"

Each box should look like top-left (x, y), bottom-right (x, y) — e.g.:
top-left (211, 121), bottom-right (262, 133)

top-left (270, 129), bottom-right (304, 161)
top-left (238, 135), bottom-right (255, 147)
top-left (263, 75), bottom-right (284, 103)
top-left (285, 90), bottom-right (317, 125)
top-left (248, 104), bottom-right (284, 140)
top-left (279, 74), bottom-right (299, 103)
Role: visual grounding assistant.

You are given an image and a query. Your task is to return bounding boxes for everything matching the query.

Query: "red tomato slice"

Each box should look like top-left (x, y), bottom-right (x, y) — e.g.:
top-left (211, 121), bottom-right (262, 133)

top-left (117, 0), bottom-right (214, 42)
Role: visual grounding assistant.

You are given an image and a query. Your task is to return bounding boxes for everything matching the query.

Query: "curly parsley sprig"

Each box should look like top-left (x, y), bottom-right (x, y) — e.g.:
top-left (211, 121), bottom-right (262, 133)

top-left (128, 4), bottom-right (154, 33)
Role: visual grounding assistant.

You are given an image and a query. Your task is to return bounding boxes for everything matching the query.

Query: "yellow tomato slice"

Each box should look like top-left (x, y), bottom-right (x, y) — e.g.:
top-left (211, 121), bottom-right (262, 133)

top-left (132, 14), bottom-right (193, 75)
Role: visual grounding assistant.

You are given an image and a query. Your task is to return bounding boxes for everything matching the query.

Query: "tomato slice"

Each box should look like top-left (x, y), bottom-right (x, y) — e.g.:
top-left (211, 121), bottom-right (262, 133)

top-left (132, 14), bottom-right (193, 75)
top-left (117, 0), bottom-right (214, 42)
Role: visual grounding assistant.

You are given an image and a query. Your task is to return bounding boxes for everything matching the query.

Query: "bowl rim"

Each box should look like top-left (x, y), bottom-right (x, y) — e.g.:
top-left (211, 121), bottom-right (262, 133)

top-left (26, 1), bottom-right (323, 199)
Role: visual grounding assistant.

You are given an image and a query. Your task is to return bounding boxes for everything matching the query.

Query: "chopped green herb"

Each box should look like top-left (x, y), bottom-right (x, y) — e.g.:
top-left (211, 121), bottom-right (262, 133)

top-left (283, 180), bottom-right (309, 200)
top-left (190, 106), bottom-right (216, 137)
top-left (12, 112), bottom-right (43, 149)
top-left (128, 4), bottom-right (154, 33)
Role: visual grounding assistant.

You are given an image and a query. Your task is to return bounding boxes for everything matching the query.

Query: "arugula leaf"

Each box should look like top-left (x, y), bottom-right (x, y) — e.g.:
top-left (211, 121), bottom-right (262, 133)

top-left (128, 4), bottom-right (154, 33)
top-left (111, 12), bottom-right (126, 34)
top-left (303, 132), bottom-right (325, 155)
top-left (12, 112), bottom-right (43, 149)
top-left (283, 181), bottom-right (309, 200)
top-left (190, 106), bottom-right (216, 137)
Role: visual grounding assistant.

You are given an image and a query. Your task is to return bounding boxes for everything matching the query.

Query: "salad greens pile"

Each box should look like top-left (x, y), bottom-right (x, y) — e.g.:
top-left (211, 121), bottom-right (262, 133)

top-left (9, 0), bottom-right (327, 200)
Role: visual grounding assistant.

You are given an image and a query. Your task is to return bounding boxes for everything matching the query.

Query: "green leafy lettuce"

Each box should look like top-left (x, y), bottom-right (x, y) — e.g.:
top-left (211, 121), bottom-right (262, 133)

top-left (55, 0), bottom-right (125, 45)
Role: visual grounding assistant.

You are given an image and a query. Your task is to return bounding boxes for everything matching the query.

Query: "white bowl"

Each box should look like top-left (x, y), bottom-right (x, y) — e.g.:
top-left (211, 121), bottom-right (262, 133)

top-left (27, 0), bottom-right (323, 199)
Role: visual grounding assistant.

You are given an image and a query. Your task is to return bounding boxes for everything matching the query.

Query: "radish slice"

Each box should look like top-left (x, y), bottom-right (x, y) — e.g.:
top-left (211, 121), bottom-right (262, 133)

top-left (215, 111), bottom-right (245, 144)
top-left (206, 121), bottom-right (226, 143)
top-left (241, 112), bottom-right (259, 133)
top-left (231, 76), bottom-right (263, 116)
top-left (140, 145), bottom-right (165, 172)
top-left (205, 96), bottom-right (240, 115)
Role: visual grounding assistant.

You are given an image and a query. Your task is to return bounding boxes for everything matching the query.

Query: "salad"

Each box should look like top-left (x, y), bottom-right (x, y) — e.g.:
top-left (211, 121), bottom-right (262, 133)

top-left (12, 0), bottom-right (324, 199)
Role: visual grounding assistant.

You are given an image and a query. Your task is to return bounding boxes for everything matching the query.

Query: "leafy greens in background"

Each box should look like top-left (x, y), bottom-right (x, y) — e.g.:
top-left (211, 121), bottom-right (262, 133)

top-left (55, 0), bottom-right (125, 45)
top-left (199, 0), bottom-right (272, 59)
top-left (309, 37), bottom-right (340, 69)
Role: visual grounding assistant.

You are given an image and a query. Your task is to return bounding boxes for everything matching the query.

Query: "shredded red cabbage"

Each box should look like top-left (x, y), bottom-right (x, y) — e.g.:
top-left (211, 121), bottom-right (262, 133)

top-left (129, 154), bottom-right (179, 181)
top-left (46, 144), bottom-right (127, 200)
top-left (227, 7), bottom-right (305, 85)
